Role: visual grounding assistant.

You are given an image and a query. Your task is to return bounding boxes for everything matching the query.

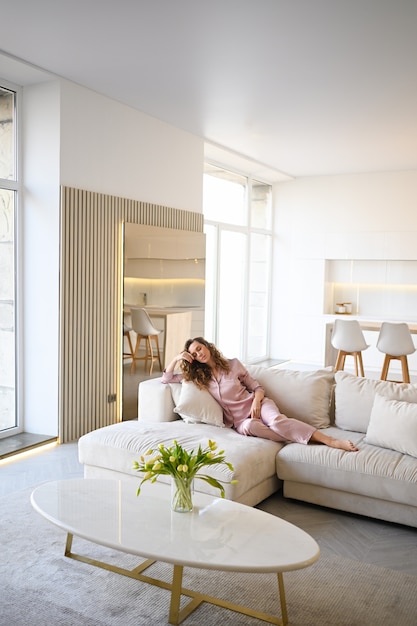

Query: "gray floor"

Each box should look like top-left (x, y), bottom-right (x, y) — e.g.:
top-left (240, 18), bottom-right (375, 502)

top-left (122, 360), bottom-right (162, 420)
top-left (2, 441), bottom-right (416, 577)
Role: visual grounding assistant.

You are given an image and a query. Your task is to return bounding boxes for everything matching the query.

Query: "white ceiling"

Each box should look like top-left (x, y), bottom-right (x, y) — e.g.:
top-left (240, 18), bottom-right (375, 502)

top-left (1, 0), bottom-right (417, 180)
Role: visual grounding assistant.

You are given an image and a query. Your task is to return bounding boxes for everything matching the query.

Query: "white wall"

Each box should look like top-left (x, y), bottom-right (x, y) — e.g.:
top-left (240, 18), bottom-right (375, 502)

top-left (21, 78), bottom-right (204, 436)
top-left (59, 80), bottom-right (203, 212)
top-left (271, 171), bottom-right (417, 368)
top-left (22, 80), bottom-right (61, 435)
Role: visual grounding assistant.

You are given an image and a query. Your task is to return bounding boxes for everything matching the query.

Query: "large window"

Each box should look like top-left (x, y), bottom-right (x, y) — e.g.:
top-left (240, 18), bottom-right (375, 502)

top-left (0, 84), bottom-right (18, 436)
top-left (203, 164), bottom-right (272, 363)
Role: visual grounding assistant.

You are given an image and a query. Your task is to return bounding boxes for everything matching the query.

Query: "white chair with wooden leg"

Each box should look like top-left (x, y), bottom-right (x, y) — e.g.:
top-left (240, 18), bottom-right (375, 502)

top-left (331, 318), bottom-right (369, 377)
top-left (130, 307), bottom-right (163, 375)
top-left (376, 322), bottom-right (416, 383)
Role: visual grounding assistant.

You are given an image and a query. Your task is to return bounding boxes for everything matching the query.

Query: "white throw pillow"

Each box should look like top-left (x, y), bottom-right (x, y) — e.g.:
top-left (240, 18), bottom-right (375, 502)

top-left (365, 393), bottom-right (417, 458)
top-left (171, 381), bottom-right (224, 427)
top-left (247, 366), bottom-right (334, 429)
top-left (335, 371), bottom-right (417, 433)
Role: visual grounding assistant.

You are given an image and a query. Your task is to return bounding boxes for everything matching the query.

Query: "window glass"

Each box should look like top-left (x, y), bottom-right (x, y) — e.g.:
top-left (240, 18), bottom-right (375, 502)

top-left (247, 233), bottom-right (271, 360)
top-left (217, 230), bottom-right (246, 358)
top-left (0, 87), bottom-right (15, 180)
top-left (0, 188), bottom-right (15, 430)
top-left (203, 164), bottom-right (246, 226)
top-left (0, 84), bottom-right (17, 435)
top-left (202, 223), bottom-right (217, 342)
top-left (203, 162), bottom-right (272, 363)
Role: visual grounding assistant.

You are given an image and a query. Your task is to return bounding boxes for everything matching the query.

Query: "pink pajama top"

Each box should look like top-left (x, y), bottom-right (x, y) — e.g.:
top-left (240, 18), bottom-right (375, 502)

top-left (161, 358), bottom-right (264, 429)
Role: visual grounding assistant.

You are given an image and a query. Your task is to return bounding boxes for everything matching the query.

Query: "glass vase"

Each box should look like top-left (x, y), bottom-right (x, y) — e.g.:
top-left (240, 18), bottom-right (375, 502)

top-left (171, 476), bottom-right (193, 512)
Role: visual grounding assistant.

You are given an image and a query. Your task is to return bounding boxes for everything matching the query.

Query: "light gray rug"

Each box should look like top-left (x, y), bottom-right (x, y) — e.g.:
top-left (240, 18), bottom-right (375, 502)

top-left (1, 487), bottom-right (417, 626)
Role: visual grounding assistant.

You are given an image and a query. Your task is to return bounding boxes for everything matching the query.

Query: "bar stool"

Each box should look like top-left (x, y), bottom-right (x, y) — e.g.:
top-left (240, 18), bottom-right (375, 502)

top-left (376, 322), bottom-right (416, 383)
top-left (331, 318), bottom-right (369, 377)
top-left (130, 307), bottom-right (163, 375)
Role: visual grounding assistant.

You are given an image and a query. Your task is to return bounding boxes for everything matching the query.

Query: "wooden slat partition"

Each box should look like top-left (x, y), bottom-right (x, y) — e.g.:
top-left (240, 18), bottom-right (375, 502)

top-left (59, 187), bottom-right (203, 442)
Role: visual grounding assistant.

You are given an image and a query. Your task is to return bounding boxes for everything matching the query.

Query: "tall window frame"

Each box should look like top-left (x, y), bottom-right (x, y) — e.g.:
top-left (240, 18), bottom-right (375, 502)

top-left (0, 80), bottom-right (20, 438)
top-left (203, 163), bottom-right (273, 363)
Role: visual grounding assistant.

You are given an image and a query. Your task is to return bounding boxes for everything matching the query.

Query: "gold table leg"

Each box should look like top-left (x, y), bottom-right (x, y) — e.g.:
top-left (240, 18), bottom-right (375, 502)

top-left (169, 565), bottom-right (183, 624)
top-left (278, 572), bottom-right (288, 626)
top-left (64, 532), bottom-right (289, 626)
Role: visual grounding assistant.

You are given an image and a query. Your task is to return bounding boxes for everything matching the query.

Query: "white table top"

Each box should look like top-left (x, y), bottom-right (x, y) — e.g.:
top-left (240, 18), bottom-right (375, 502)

top-left (31, 479), bottom-right (320, 574)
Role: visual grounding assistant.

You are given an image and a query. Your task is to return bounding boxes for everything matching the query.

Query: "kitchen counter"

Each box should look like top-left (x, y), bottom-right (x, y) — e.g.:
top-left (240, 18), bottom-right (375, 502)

top-left (145, 306), bottom-right (202, 313)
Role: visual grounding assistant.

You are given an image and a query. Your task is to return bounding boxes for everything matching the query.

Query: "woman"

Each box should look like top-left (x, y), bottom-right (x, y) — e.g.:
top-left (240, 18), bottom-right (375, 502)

top-left (162, 337), bottom-right (358, 452)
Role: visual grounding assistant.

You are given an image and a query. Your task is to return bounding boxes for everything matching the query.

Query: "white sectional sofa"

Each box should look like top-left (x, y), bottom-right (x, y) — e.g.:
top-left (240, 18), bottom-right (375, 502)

top-left (78, 366), bottom-right (417, 527)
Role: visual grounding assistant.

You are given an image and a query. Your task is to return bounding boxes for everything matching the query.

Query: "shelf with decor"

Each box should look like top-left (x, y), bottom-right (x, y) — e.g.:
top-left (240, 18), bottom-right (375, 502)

top-left (324, 259), bottom-right (417, 321)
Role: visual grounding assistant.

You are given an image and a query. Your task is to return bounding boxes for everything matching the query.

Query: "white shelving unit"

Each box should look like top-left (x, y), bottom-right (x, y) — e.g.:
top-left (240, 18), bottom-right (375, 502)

top-left (324, 260), bottom-right (417, 321)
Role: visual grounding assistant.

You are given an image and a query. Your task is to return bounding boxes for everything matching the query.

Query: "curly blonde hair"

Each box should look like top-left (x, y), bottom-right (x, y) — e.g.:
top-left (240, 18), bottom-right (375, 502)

top-left (180, 337), bottom-right (230, 389)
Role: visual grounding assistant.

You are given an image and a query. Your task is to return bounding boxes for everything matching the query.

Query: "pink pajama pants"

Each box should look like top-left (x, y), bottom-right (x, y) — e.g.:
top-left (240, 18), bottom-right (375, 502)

top-left (234, 398), bottom-right (316, 444)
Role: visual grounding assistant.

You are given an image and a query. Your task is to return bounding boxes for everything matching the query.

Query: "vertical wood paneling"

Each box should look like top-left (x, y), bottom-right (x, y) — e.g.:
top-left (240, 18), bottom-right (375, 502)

top-left (59, 187), bottom-right (203, 442)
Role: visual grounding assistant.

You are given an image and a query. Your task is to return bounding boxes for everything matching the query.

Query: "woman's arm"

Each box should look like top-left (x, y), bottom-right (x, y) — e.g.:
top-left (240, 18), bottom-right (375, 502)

top-left (250, 388), bottom-right (265, 419)
top-left (161, 350), bottom-right (193, 384)
top-left (234, 359), bottom-right (265, 419)
top-left (164, 350), bottom-right (193, 373)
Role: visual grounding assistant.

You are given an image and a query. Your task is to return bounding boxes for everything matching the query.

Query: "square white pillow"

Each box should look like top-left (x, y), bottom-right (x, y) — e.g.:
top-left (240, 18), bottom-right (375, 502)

top-left (247, 365), bottom-right (334, 428)
top-left (171, 381), bottom-right (224, 427)
top-left (365, 393), bottom-right (417, 458)
top-left (335, 371), bottom-right (417, 433)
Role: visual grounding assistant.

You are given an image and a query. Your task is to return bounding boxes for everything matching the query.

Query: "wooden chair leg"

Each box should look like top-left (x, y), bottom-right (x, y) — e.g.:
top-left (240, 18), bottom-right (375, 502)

top-left (131, 334), bottom-right (145, 374)
top-left (400, 355), bottom-right (410, 384)
top-left (130, 337), bottom-right (138, 374)
top-left (357, 352), bottom-right (365, 377)
top-left (130, 333), bottom-right (162, 376)
top-left (147, 335), bottom-right (163, 375)
top-left (124, 331), bottom-right (134, 359)
top-left (380, 355), bottom-right (391, 381)
top-left (353, 353), bottom-right (359, 377)
top-left (335, 351), bottom-right (345, 371)
top-left (336, 350), bottom-right (365, 377)
top-left (154, 334), bottom-right (163, 371)
top-left (146, 335), bottom-right (154, 375)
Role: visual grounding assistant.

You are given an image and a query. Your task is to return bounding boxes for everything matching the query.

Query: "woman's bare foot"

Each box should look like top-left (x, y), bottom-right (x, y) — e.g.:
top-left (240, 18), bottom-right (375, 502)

top-left (310, 431), bottom-right (359, 451)
top-left (329, 438), bottom-right (359, 452)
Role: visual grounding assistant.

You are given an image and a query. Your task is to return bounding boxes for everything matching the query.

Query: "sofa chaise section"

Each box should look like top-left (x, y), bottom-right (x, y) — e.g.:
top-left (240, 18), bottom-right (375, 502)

top-left (78, 419), bottom-right (282, 506)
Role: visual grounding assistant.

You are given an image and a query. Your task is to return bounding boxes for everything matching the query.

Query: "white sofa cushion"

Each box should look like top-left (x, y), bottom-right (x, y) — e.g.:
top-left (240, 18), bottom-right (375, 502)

top-left (170, 381), bottom-right (224, 427)
top-left (335, 371), bottom-right (417, 433)
top-left (276, 425), bottom-right (417, 508)
top-left (365, 393), bottom-right (417, 458)
top-left (78, 420), bottom-right (283, 503)
top-left (247, 366), bottom-right (334, 428)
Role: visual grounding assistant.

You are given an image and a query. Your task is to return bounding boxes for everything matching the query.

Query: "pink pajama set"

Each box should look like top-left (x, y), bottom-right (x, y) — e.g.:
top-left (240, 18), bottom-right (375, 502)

top-left (161, 358), bottom-right (316, 445)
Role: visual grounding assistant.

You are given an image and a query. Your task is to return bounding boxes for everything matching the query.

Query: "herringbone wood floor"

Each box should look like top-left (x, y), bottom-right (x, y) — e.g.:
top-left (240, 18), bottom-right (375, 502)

top-left (1, 441), bottom-right (416, 576)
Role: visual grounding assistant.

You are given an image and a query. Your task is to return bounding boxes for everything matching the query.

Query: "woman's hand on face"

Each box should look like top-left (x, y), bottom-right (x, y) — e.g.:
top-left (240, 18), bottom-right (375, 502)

top-left (165, 351), bottom-right (193, 373)
top-left (179, 350), bottom-right (193, 364)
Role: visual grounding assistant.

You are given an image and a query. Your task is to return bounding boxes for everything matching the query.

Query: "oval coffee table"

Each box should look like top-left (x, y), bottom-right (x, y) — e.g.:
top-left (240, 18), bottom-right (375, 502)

top-left (31, 478), bottom-right (319, 625)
